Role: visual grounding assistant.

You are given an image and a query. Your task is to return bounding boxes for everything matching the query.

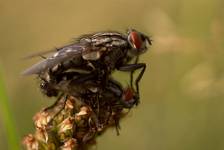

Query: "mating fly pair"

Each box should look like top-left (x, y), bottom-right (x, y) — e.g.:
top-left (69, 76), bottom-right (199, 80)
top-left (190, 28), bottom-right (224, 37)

top-left (23, 28), bottom-right (151, 106)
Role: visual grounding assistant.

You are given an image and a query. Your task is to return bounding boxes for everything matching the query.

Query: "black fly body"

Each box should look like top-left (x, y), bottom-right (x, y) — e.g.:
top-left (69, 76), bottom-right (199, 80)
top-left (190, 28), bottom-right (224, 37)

top-left (40, 71), bottom-right (137, 108)
top-left (23, 29), bottom-right (151, 103)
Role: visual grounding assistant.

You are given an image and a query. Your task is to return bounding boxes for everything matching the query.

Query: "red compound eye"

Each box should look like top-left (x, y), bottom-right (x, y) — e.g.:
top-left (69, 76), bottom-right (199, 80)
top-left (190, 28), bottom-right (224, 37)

top-left (123, 87), bottom-right (134, 102)
top-left (129, 31), bottom-right (143, 49)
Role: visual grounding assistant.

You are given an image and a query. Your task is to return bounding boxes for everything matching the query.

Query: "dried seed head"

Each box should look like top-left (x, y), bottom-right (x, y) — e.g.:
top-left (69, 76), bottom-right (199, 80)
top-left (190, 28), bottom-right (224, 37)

top-left (65, 98), bottom-right (75, 110)
top-left (77, 106), bottom-right (91, 117)
top-left (58, 116), bottom-right (75, 134)
top-left (23, 134), bottom-right (39, 150)
top-left (33, 111), bottom-right (51, 129)
top-left (35, 128), bottom-right (48, 143)
top-left (74, 115), bottom-right (81, 122)
top-left (61, 138), bottom-right (78, 150)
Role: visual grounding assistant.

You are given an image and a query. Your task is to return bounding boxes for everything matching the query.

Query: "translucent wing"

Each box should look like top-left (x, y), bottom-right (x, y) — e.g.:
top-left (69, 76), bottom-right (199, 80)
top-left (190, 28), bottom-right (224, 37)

top-left (22, 42), bottom-right (83, 59)
top-left (22, 49), bottom-right (57, 59)
top-left (22, 45), bottom-right (85, 75)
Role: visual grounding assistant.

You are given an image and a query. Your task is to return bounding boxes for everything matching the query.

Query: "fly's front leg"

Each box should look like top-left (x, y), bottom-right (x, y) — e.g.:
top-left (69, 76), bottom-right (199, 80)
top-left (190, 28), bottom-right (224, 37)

top-left (134, 63), bottom-right (146, 97)
top-left (130, 56), bottom-right (139, 89)
top-left (118, 63), bottom-right (146, 104)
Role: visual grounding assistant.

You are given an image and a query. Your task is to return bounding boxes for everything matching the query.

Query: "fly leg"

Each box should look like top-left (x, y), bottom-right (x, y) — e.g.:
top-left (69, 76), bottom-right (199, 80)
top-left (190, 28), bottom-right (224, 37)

top-left (130, 56), bottom-right (139, 89)
top-left (118, 63), bottom-right (146, 104)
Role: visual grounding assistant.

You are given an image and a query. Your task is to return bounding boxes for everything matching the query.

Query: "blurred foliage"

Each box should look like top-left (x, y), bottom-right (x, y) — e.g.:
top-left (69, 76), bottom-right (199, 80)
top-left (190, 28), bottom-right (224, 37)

top-left (0, 0), bottom-right (224, 149)
top-left (0, 66), bottom-right (19, 150)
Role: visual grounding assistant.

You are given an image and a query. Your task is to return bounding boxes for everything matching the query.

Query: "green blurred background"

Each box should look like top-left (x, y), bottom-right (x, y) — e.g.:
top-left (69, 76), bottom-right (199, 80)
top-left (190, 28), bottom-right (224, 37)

top-left (0, 0), bottom-right (224, 149)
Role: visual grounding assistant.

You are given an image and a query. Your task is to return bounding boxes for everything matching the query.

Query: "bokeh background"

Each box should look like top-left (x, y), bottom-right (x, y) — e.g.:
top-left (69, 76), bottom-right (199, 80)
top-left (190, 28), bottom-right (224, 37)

top-left (0, 0), bottom-right (224, 149)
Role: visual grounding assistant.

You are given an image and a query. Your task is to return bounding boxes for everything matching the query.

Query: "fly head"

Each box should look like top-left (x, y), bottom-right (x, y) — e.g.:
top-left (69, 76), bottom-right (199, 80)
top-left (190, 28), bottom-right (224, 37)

top-left (127, 28), bottom-right (152, 55)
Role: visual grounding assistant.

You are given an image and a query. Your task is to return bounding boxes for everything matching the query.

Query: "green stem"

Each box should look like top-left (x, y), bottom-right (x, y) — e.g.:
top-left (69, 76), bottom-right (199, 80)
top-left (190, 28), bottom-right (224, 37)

top-left (0, 65), bottom-right (20, 150)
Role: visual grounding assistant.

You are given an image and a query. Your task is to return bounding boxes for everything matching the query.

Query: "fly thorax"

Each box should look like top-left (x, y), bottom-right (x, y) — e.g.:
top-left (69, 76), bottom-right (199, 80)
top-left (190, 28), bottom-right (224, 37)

top-left (39, 71), bottom-right (51, 82)
top-left (103, 56), bottom-right (114, 71)
top-left (127, 49), bottom-right (137, 60)
top-left (51, 64), bottom-right (60, 72)
top-left (82, 51), bottom-right (101, 60)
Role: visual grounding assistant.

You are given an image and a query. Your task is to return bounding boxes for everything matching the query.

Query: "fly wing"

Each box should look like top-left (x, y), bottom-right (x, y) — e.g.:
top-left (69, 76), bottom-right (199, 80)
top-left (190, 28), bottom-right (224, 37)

top-left (22, 42), bottom-right (82, 59)
top-left (23, 49), bottom-right (57, 59)
top-left (22, 45), bottom-right (85, 75)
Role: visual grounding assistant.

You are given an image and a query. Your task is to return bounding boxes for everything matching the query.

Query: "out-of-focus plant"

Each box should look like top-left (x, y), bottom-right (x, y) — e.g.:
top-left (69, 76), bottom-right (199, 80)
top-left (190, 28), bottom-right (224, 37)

top-left (0, 65), bottom-right (20, 150)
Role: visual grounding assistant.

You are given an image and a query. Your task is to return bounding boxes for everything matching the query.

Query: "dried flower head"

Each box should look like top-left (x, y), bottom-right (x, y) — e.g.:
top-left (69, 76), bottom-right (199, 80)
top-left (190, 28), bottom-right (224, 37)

top-left (61, 138), bottom-right (78, 150)
top-left (23, 134), bottom-right (39, 150)
top-left (33, 111), bottom-right (51, 129)
top-left (58, 116), bottom-right (75, 134)
top-left (35, 128), bottom-right (48, 143)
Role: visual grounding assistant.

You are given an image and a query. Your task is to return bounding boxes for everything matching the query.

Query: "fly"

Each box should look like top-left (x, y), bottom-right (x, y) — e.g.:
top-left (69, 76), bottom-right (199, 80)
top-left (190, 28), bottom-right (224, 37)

top-left (23, 28), bottom-right (152, 103)
top-left (40, 71), bottom-right (138, 108)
